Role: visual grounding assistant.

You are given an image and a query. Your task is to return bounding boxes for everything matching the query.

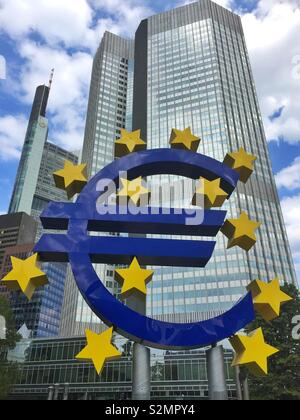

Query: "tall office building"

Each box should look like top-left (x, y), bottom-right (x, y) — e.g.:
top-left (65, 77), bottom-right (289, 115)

top-left (9, 85), bottom-right (50, 215)
top-left (60, 32), bottom-right (134, 336)
top-left (8, 82), bottom-right (78, 337)
top-left (132, 0), bottom-right (297, 321)
top-left (60, 0), bottom-right (297, 336)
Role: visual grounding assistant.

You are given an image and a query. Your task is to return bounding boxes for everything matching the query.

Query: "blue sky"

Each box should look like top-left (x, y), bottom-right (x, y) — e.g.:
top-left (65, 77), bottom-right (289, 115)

top-left (0, 0), bottom-right (300, 282)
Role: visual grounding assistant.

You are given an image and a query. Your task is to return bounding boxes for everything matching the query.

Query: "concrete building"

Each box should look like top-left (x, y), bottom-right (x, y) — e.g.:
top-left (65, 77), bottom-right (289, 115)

top-left (8, 335), bottom-right (236, 400)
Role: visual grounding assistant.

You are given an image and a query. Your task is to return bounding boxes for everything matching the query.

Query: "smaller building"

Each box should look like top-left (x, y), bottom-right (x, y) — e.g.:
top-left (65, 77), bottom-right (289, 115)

top-left (0, 212), bottom-right (37, 298)
top-left (8, 335), bottom-right (237, 400)
top-left (31, 141), bottom-right (79, 239)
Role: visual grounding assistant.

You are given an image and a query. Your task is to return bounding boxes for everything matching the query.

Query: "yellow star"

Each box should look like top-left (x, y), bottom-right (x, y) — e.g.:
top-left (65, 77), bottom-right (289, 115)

top-left (170, 127), bottom-right (201, 152)
top-left (247, 278), bottom-right (293, 321)
top-left (116, 177), bottom-right (150, 206)
top-left (76, 328), bottom-right (121, 375)
top-left (1, 254), bottom-right (48, 300)
top-left (115, 257), bottom-right (154, 299)
top-left (115, 129), bottom-right (146, 157)
top-left (53, 160), bottom-right (88, 199)
top-left (221, 211), bottom-right (261, 251)
top-left (192, 178), bottom-right (228, 208)
top-left (224, 148), bottom-right (257, 183)
top-left (230, 328), bottom-right (279, 376)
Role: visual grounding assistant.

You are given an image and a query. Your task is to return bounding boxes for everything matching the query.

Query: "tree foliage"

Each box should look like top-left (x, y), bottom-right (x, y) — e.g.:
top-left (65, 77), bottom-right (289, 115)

top-left (0, 295), bottom-right (21, 400)
top-left (246, 283), bottom-right (300, 400)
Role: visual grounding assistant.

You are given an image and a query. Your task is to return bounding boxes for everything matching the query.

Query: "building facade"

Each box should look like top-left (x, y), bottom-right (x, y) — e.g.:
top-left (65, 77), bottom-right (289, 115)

top-left (60, 0), bottom-right (297, 336)
top-left (132, 0), bottom-right (297, 322)
top-left (0, 213), bottom-right (37, 299)
top-left (7, 84), bottom-right (78, 337)
top-left (7, 336), bottom-right (236, 400)
top-left (60, 32), bottom-right (135, 336)
top-left (9, 86), bottom-right (50, 215)
top-left (31, 141), bottom-right (79, 239)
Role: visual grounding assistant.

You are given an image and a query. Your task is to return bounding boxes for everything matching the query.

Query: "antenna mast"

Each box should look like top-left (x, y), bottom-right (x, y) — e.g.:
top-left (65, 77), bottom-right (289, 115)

top-left (48, 68), bottom-right (55, 90)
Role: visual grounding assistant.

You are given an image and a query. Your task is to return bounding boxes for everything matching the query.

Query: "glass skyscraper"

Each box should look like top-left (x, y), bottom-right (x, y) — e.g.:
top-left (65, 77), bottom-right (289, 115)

top-left (60, 32), bottom-right (134, 336)
top-left (9, 85), bottom-right (50, 215)
top-left (60, 0), bottom-right (297, 336)
top-left (132, 0), bottom-right (297, 322)
top-left (8, 84), bottom-right (79, 337)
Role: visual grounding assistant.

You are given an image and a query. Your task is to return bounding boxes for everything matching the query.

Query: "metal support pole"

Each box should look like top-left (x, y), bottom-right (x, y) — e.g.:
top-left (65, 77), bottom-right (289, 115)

top-left (63, 383), bottom-right (69, 401)
top-left (128, 292), bottom-right (151, 401)
top-left (132, 343), bottom-right (151, 400)
top-left (234, 366), bottom-right (243, 401)
top-left (206, 345), bottom-right (228, 400)
top-left (237, 367), bottom-right (250, 400)
top-left (242, 378), bottom-right (250, 401)
top-left (53, 384), bottom-right (60, 401)
top-left (47, 386), bottom-right (54, 401)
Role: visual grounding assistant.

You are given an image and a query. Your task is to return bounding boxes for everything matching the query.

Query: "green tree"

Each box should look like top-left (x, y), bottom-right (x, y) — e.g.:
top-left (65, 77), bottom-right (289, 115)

top-left (0, 295), bottom-right (21, 400)
top-left (246, 283), bottom-right (300, 400)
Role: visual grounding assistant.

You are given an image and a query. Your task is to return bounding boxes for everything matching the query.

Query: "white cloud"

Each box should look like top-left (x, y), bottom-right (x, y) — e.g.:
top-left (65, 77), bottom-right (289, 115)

top-left (0, 0), bottom-right (152, 51)
top-left (281, 194), bottom-right (300, 285)
top-left (16, 41), bottom-right (93, 151)
top-left (211, 0), bottom-right (231, 7)
top-left (0, 114), bottom-right (28, 160)
top-left (0, 0), bottom-right (155, 157)
top-left (175, 0), bottom-right (231, 9)
top-left (0, 0), bottom-right (299, 156)
top-left (0, 0), bottom-right (95, 49)
top-left (275, 157), bottom-right (300, 191)
top-left (89, 0), bottom-right (152, 36)
top-left (241, 0), bottom-right (300, 144)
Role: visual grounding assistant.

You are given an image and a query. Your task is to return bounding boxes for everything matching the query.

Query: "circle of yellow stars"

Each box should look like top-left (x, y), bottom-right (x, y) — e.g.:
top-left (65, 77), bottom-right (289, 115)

top-left (169, 127), bottom-right (201, 152)
top-left (192, 178), bottom-right (228, 208)
top-left (117, 177), bottom-right (150, 207)
top-left (53, 160), bottom-right (88, 199)
top-left (230, 328), bottom-right (279, 377)
top-left (76, 328), bottom-right (122, 375)
top-left (115, 257), bottom-right (154, 299)
top-left (229, 277), bottom-right (293, 376)
top-left (115, 129), bottom-right (146, 157)
top-left (221, 211), bottom-right (261, 251)
top-left (4, 126), bottom-right (293, 377)
top-left (247, 278), bottom-right (293, 322)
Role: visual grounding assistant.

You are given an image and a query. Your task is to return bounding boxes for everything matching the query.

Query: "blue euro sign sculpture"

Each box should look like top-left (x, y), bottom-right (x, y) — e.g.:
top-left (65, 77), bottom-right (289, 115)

top-left (35, 148), bottom-right (255, 350)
